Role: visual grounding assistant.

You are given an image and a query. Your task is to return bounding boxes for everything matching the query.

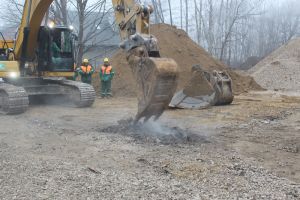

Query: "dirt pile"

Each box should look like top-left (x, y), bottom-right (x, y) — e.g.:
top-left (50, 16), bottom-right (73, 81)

top-left (250, 37), bottom-right (300, 91)
top-left (93, 24), bottom-right (262, 96)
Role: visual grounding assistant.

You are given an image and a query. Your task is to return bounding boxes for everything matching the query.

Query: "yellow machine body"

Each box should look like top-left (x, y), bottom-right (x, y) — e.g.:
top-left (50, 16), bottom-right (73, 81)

top-left (0, 40), bottom-right (14, 49)
top-left (0, 61), bottom-right (20, 78)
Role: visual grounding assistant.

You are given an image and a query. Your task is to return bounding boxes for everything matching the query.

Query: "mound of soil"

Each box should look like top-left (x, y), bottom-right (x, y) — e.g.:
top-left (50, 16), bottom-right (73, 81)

top-left (93, 24), bottom-right (262, 96)
top-left (250, 38), bottom-right (300, 91)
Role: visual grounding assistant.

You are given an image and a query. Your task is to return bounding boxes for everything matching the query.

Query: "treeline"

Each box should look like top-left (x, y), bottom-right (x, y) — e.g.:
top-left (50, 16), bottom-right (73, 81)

top-left (150, 0), bottom-right (300, 67)
top-left (1, 0), bottom-right (299, 68)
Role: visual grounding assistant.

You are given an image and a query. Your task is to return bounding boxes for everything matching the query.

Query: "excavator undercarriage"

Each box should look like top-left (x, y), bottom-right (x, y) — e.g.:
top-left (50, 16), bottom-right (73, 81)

top-left (0, 77), bottom-right (95, 114)
top-left (0, 82), bottom-right (29, 114)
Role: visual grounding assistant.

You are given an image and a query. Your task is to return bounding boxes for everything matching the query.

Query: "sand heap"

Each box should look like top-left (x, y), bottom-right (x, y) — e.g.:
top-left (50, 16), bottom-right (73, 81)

top-left (249, 38), bottom-right (300, 92)
top-left (93, 24), bottom-right (262, 96)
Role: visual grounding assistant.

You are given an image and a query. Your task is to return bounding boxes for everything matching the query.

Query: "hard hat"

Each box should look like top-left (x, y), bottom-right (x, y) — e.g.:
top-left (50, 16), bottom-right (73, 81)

top-left (83, 59), bottom-right (89, 63)
top-left (104, 58), bottom-right (109, 62)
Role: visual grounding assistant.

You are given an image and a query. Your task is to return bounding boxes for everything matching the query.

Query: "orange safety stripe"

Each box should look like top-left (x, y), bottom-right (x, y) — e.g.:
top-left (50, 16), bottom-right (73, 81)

top-left (80, 65), bottom-right (93, 73)
top-left (101, 66), bottom-right (112, 74)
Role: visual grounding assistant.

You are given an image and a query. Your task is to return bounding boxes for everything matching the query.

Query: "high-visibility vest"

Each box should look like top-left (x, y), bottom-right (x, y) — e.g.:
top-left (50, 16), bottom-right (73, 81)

top-left (80, 65), bottom-right (93, 73)
top-left (101, 66), bottom-right (112, 75)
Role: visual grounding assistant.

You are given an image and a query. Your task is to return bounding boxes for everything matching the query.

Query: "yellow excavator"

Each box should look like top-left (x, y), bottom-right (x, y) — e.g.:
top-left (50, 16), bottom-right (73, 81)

top-left (0, 0), bottom-right (179, 122)
top-left (0, 0), bottom-right (96, 115)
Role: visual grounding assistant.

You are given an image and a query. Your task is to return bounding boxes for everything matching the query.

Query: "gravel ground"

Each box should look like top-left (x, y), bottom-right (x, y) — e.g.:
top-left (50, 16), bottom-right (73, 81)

top-left (0, 93), bottom-right (299, 199)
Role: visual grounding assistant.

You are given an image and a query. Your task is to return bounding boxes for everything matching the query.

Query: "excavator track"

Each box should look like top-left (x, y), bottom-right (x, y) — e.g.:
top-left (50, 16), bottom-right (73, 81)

top-left (61, 80), bottom-right (96, 108)
top-left (0, 83), bottom-right (29, 114)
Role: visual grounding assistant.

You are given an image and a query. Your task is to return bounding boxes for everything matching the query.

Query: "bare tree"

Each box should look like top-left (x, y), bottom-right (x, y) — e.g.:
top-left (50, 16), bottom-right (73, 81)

top-left (180, 0), bottom-right (183, 29)
top-left (167, 0), bottom-right (173, 26)
top-left (2, 0), bottom-right (300, 68)
top-left (0, 0), bottom-right (23, 28)
top-left (185, 0), bottom-right (188, 33)
top-left (49, 0), bottom-right (69, 25)
top-left (157, 0), bottom-right (165, 23)
top-left (194, 0), bottom-right (200, 44)
top-left (69, 0), bottom-right (111, 65)
top-left (151, 0), bottom-right (159, 23)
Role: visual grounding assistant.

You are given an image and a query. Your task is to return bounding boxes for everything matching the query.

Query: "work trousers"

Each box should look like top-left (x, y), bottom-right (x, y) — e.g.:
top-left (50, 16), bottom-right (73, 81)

top-left (81, 74), bottom-right (92, 84)
top-left (101, 80), bottom-right (112, 97)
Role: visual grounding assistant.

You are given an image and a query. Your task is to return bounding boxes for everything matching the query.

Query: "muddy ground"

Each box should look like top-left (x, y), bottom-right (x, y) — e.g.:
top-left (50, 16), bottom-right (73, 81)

top-left (0, 91), bottom-right (299, 199)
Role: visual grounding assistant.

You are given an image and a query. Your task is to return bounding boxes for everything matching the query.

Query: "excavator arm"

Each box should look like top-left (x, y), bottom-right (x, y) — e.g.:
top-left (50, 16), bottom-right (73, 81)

top-left (14, 0), bottom-right (54, 61)
top-left (112, 0), bottom-right (179, 122)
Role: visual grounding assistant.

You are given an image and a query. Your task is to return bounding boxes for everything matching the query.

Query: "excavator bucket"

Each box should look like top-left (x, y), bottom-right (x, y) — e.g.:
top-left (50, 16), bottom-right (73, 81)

top-left (112, 0), bottom-right (179, 122)
top-left (211, 70), bottom-right (234, 105)
top-left (127, 51), bottom-right (178, 121)
top-left (169, 65), bottom-right (233, 109)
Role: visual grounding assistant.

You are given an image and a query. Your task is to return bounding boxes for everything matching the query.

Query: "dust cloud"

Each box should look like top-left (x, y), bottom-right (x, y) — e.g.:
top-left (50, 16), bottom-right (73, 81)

top-left (98, 118), bottom-right (210, 145)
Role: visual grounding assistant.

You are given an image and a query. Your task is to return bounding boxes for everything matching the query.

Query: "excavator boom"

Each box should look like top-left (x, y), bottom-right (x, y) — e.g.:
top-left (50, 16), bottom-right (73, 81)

top-left (14, 0), bottom-right (54, 60)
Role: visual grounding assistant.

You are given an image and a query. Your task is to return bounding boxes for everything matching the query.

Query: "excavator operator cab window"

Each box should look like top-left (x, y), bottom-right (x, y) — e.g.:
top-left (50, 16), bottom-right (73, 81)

top-left (49, 29), bottom-right (74, 72)
top-left (51, 30), bottom-right (72, 58)
top-left (37, 27), bottom-right (74, 72)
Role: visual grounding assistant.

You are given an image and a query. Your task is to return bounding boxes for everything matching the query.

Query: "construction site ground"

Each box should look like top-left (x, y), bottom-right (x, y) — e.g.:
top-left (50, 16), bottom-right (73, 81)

top-left (0, 91), bottom-right (299, 199)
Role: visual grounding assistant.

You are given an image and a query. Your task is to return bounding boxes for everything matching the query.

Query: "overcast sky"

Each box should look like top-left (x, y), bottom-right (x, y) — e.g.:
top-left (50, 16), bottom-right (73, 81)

top-left (0, 0), bottom-right (298, 27)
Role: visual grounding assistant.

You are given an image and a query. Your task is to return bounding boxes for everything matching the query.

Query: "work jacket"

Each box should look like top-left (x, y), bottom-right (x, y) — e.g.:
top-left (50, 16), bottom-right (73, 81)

top-left (79, 65), bottom-right (94, 84)
top-left (99, 65), bottom-right (114, 81)
top-left (80, 65), bottom-right (94, 74)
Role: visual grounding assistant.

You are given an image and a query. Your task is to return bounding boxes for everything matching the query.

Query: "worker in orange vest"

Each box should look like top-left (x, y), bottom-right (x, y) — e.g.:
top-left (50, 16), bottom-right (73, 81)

top-left (99, 57), bottom-right (115, 97)
top-left (79, 59), bottom-right (94, 84)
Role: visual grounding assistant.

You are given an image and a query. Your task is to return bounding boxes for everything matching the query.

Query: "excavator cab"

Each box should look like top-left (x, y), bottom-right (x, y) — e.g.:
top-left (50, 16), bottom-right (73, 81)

top-left (37, 26), bottom-right (74, 73)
